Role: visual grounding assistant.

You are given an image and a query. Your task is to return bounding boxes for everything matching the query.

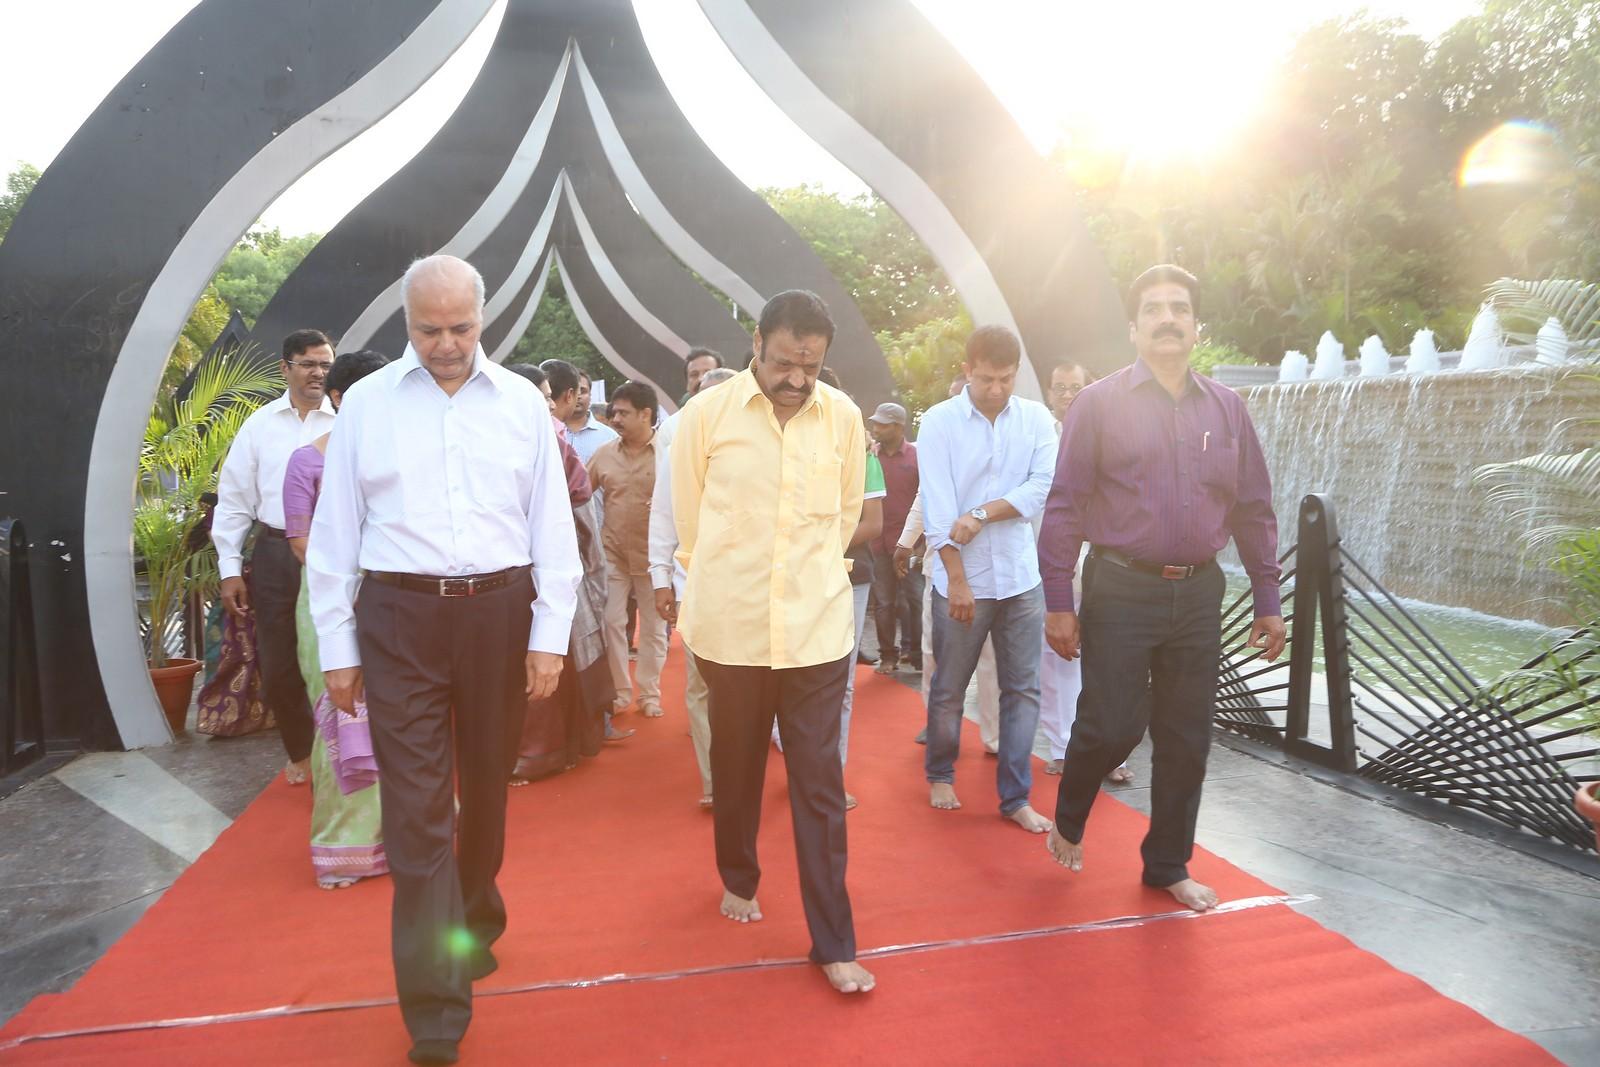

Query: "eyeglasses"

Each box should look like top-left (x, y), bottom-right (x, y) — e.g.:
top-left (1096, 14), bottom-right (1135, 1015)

top-left (285, 360), bottom-right (334, 373)
top-left (1049, 383), bottom-right (1086, 397)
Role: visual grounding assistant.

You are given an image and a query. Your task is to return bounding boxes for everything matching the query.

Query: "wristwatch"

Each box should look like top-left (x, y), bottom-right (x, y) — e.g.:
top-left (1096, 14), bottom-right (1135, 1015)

top-left (969, 506), bottom-right (988, 524)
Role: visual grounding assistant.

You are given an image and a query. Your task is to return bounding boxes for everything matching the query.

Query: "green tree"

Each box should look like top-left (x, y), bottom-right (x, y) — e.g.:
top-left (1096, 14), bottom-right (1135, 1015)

top-left (213, 227), bottom-right (321, 323)
top-left (760, 185), bottom-right (959, 333)
top-left (877, 310), bottom-right (972, 422)
top-left (0, 162), bottom-right (40, 245)
top-left (506, 266), bottom-right (611, 387)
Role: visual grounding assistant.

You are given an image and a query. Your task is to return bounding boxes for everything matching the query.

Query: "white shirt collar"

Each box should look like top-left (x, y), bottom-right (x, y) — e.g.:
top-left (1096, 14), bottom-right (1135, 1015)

top-left (391, 343), bottom-right (501, 394)
top-left (956, 384), bottom-right (1015, 421)
top-left (265, 390), bottom-right (336, 418)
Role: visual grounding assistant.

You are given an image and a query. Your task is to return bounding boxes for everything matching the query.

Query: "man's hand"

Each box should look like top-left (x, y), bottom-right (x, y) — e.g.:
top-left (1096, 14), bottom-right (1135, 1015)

top-left (1045, 611), bottom-right (1080, 661)
top-left (893, 545), bottom-right (913, 578)
top-left (1249, 615), bottom-right (1288, 662)
top-left (324, 667), bottom-right (364, 712)
top-left (526, 651), bottom-right (563, 701)
top-left (949, 515), bottom-right (982, 546)
top-left (945, 577), bottom-right (976, 626)
top-left (220, 576), bottom-right (250, 619)
top-left (654, 587), bottom-right (677, 624)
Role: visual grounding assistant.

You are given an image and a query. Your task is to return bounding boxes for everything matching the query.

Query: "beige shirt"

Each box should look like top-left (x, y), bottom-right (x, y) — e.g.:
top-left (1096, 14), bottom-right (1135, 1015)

top-left (586, 433), bottom-right (658, 576)
top-left (671, 368), bottom-right (865, 669)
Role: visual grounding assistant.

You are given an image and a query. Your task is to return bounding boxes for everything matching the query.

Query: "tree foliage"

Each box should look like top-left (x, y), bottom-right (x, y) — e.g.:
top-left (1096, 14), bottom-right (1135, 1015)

top-left (214, 227), bottom-right (321, 324)
top-left (0, 162), bottom-right (40, 245)
top-left (505, 266), bottom-right (611, 386)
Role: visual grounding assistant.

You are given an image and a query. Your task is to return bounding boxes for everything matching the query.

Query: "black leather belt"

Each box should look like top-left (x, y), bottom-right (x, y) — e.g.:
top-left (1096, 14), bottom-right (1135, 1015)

top-left (1092, 546), bottom-right (1212, 580)
top-left (365, 566), bottom-right (529, 598)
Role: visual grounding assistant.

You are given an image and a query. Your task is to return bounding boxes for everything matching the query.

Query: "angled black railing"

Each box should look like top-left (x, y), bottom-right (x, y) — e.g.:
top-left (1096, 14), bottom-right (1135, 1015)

top-left (1215, 494), bottom-right (1598, 854)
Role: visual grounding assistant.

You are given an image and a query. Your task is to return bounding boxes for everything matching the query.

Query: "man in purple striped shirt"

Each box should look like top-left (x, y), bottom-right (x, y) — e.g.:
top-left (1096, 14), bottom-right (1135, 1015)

top-left (1038, 264), bottom-right (1286, 911)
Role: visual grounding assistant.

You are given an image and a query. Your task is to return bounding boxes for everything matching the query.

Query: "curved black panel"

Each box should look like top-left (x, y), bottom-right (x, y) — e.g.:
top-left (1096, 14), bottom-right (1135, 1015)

top-left (577, 6), bottom-right (894, 398)
top-left (719, 0), bottom-right (1130, 382)
top-left (0, 0), bottom-right (445, 748)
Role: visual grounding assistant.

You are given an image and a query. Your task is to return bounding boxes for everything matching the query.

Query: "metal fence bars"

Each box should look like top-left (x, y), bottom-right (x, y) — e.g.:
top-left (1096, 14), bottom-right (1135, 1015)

top-left (1214, 493), bottom-right (1598, 853)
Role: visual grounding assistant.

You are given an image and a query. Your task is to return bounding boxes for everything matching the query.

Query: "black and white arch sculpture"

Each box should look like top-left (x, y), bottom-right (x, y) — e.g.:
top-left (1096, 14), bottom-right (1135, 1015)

top-left (0, 0), bottom-right (1126, 752)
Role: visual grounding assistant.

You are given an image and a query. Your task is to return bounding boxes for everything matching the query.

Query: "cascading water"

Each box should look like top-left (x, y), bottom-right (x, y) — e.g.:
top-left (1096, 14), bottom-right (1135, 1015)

top-left (1279, 350), bottom-right (1309, 382)
top-left (1238, 366), bottom-right (1600, 624)
top-left (1459, 304), bottom-right (1507, 370)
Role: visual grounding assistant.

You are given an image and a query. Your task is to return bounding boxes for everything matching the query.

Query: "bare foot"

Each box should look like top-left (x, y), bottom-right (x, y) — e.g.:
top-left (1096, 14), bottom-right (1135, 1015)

top-left (929, 783), bottom-right (961, 810)
top-left (1105, 765), bottom-right (1135, 784)
top-left (319, 878), bottom-right (357, 890)
top-left (1045, 827), bottom-right (1083, 871)
top-left (844, 792), bottom-right (858, 811)
top-left (720, 889), bottom-right (763, 923)
top-left (1005, 804), bottom-right (1053, 834)
top-left (285, 759), bottom-right (309, 785)
top-left (641, 705), bottom-right (664, 718)
top-left (1043, 758), bottom-right (1063, 776)
top-left (1162, 878), bottom-right (1219, 911)
top-left (820, 960), bottom-right (876, 994)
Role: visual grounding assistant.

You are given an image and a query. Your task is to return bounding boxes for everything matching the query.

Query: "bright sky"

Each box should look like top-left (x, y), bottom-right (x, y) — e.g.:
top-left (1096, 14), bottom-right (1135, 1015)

top-left (1, 0), bottom-right (1479, 236)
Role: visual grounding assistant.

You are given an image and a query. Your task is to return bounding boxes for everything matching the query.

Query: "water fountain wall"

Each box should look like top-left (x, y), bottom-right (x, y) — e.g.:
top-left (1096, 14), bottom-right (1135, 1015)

top-left (1239, 366), bottom-right (1600, 624)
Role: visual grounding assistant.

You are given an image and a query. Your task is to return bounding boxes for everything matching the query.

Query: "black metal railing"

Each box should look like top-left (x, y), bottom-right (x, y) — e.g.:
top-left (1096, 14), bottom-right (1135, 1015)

top-left (2, 518), bottom-right (44, 778)
top-left (1215, 494), bottom-right (1598, 853)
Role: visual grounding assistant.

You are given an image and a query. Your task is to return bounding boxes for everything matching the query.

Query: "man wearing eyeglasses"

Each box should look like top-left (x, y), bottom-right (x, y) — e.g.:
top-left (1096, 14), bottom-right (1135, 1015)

top-left (212, 328), bottom-right (338, 784)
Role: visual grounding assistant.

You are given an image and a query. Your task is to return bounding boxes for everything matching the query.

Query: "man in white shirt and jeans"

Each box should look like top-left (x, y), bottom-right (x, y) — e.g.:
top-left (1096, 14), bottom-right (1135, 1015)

top-left (212, 328), bottom-right (337, 782)
top-left (917, 325), bottom-right (1057, 833)
top-left (308, 255), bottom-right (582, 1066)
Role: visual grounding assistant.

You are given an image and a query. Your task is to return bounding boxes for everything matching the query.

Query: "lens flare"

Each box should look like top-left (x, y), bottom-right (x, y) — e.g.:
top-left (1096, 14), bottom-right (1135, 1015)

top-left (446, 927), bottom-right (477, 959)
top-left (1458, 121), bottom-right (1563, 188)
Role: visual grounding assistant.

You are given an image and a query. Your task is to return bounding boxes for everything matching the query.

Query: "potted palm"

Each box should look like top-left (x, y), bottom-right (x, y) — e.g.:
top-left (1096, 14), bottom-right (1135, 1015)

top-left (136, 350), bottom-right (281, 732)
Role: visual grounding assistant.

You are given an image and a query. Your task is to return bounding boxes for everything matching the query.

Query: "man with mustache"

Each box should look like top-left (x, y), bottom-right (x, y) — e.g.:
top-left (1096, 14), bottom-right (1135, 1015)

top-left (213, 328), bottom-right (338, 784)
top-left (1039, 264), bottom-right (1285, 911)
top-left (671, 290), bottom-right (875, 995)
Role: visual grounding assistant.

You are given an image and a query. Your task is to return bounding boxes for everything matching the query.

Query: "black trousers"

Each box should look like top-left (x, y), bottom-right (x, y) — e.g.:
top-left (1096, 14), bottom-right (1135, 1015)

top-left (250, 528), bottom-right (314, 763)
top-left (1053, 556), bottom-right (1224, 887)
top-left (869, 547), bottom-right (922, 662)
top-left (357, 570), bottom-right (532, 1044)
top-left (695, 652), bottom-right (856, 964)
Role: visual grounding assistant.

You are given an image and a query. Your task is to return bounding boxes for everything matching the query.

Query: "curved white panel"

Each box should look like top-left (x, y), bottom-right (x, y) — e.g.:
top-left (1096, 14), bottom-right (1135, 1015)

top-left (554, 248), bottom-right (677, 410)
top-left (487, 251), bottom-right (556, 364)
top-left (341, 40), bottom-right (576, 349)
top-left (481, 176), bottom-right (566, 342)
top-left (85, 0), bottom-right (500, 748)
top-left (695, 0), bottom-right (1041, 401)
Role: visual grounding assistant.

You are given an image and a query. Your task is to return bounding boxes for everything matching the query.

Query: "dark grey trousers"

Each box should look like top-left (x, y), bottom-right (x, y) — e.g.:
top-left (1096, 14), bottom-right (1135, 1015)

top-left (694, 652), bottom-right (856, 964)
top-left (357, 571), bottom-right (532, 1044)
top-left (1052, 556), bottom-right (1224, 887)
top-left (250, 528), bottom-right (313, 762)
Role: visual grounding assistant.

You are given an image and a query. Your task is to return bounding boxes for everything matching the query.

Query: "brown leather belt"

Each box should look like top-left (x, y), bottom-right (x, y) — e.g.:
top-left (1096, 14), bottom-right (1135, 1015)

top-left (364, 566), bottom-right (529, 598)
top-left (1092, 546), bottom-right (1212, 581)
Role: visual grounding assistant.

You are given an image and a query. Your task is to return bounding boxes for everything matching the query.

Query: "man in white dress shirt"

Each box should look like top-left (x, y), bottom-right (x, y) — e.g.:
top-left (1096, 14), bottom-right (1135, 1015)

top-left (212, 328), bottom-right (337, 782)
top-left (918, 325), bottom-right (1057, 833)
top-left (308, 255), bottom-right (582, 1066)
top-left (650, 363), bottom-right (734, 808)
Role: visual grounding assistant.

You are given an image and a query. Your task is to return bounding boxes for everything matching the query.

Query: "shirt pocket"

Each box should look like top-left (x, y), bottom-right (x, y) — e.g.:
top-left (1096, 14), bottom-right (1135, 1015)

top-left (1199, 435), bottom-right (1239, 497)
top-left (804, 457), bottom-right (844, 518)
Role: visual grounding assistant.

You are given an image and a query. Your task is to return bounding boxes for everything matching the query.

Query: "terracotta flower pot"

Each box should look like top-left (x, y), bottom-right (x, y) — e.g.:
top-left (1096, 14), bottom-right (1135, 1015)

top-left (149, 658), bottom-right (203, 734)
top-left (1576, 782), bottom-right (1600, 853)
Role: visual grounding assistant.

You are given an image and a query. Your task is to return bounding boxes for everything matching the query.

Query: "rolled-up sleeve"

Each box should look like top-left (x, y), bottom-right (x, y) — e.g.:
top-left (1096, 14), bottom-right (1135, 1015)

top-left (528, 413), bottom-right (582, 654)
top-left (897, 491), bottom-right (924, 550)
top-left (307, 404), bottom-right (366, 671)
top-left (1039, 394), bottom-right (1099, 613)
top-left (1003, 406), bottom-right (1058, 521)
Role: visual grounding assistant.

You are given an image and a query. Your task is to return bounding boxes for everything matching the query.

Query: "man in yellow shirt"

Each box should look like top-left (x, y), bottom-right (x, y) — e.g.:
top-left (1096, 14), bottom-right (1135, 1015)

top-left (671, 290), bottom-right (875, 996)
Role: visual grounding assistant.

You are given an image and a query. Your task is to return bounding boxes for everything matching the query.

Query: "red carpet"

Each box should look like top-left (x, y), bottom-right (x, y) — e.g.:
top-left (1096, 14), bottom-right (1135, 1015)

top-left (1, 640), bottom-right (1553, 1064)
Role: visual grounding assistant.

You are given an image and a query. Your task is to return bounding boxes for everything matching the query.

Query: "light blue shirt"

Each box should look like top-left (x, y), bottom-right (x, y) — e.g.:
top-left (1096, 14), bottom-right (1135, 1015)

top-left (567, 412), bottom-right (619, 465)
top-left (917, 386), bottom-right (1057, 600)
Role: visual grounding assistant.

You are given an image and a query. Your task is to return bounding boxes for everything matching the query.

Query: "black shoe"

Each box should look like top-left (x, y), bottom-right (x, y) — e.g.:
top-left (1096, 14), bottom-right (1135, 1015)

top-left (469, 948), bottom-right (498, 982)
top-left (857, 650), bottom-right (878, 665)
top-left (914, 727), bottom-right (927, 745)
top-left (409, 1039), bottom-right (459, 1065)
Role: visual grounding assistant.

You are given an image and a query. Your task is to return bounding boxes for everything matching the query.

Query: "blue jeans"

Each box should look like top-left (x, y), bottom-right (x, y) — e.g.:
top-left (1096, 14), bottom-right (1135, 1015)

top-left (925, 583), bottom-right (1044, 814)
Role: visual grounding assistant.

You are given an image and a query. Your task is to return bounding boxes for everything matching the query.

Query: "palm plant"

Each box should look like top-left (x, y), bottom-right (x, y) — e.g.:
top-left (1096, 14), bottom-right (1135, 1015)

top-left (1474, 278), bottom-right (1600, 728)
top-left (136, 348), bottom-right (281, 667)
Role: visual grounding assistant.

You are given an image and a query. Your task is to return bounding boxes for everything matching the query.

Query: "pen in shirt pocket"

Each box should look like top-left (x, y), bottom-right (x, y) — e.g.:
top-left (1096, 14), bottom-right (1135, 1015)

top-left (1202, 431), bottom-right (1211, 452)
